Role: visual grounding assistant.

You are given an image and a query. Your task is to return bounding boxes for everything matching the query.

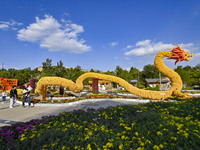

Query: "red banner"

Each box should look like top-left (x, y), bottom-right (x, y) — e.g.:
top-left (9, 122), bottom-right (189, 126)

top-left (0, 78), bottom-right (18, 90)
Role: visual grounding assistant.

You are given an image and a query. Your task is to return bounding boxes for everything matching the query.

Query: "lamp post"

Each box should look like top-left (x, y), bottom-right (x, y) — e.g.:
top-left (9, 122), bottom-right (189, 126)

top-left (159, 72), bottom-right (162, 91)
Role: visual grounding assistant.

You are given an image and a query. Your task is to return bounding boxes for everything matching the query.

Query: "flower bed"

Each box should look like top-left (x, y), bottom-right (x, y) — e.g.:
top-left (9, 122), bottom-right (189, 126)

top-left (1, 98), bottom-right (200, 149)
top-left (53, 92), bottom-right (75, 97)
top-left (17, 94), bottom-right (141, 104)
top-left (41, 95), bottom-right (139, 104)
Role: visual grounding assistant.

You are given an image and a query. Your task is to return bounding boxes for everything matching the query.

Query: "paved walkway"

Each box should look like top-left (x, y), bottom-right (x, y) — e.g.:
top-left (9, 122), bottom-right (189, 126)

top-left (0, 99), bottom-right (146, 127)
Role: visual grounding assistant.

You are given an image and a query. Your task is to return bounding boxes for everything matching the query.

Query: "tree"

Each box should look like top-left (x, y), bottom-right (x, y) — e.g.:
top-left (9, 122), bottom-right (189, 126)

top-left (129, 67), bottom-right (139, 80)
top-left (114, 66), bottom-right (130, 82)
top-left (56, 61), bottom-right (66, 77)
top-left (142, 64), bottom-right (159, 79)
top-left (40, 58), bottom-right (56, 78)
top-left (189, 66), bottom-right (200, 87)
top-left (64, 66), bottom-right (85, 82)
top-left (31, 68), bottom-right (41, 81)
top-left (183, 65), bottom-right (192, 71)
top-left (74, 65), bottom-right (85, 81)
top-left (90, 69), bottom-right (95, 72)
top-left (42, 58), bottom-right (52, 70)
top-left (57, 61), bottom-right (63, 68)
top-left (5, 68), bottom-right (32, 85)
top-left (104, 70), bottom-right (115, 76)
top-left (8, 68), bottom-right (16, 78)
top-left (175, 66), bottom-right (190, 86)
top-left (0, 70), bottom-right (10, 78)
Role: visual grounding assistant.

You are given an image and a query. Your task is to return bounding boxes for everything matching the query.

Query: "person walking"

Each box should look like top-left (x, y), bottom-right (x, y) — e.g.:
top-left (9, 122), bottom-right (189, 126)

top-left (22, 84), bottom-right (32, 108)
top-left (9, 85), bottom-right (18, 108)
top-left (1, 89), bottom-right (7, 104)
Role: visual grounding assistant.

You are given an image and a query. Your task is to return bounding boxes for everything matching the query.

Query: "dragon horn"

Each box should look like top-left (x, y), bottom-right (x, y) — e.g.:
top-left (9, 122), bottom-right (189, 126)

top-left (173, 43), bottom-right (182, 50)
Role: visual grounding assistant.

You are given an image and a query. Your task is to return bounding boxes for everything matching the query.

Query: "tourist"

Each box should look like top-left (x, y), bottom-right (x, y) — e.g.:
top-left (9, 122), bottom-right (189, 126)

top-left (1, 89), bottom-right (7, 104)
top-left (22, 84), bottom-right (32, 108)
top-left (9, 85), bottom-right (18, 108)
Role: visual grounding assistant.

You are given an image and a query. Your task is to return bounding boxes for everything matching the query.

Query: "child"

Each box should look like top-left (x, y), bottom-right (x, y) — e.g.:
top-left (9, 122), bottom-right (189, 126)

top-left (27, 85), bottom-right (32, 92)
top-left (1, 89), bottom-right (7, 104)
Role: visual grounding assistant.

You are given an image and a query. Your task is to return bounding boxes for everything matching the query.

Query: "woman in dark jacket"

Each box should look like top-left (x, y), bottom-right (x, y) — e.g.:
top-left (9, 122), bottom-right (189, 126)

top-left (9, 85), bottom-right (18, 108)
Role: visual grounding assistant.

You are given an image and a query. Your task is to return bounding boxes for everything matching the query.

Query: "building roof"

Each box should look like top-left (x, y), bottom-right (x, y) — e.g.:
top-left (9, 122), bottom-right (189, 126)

top-left (145, 77), bottom-right (170, 83)
top-left (162, 80), bottom-right (170, 83)
top-left (131, 80), bottom-right (138, 83)
top-left (145, 78), bottom-right (160, 83)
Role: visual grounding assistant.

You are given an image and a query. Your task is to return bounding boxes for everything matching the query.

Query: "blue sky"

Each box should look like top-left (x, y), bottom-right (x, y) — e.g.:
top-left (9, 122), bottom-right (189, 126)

top-left (0, 0), bottom-right (200, 71)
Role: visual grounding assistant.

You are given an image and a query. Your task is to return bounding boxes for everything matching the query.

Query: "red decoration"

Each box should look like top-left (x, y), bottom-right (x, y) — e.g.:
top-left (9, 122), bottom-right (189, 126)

top-left (169, 45), bottom-right (185, 65)
top-left (30, 79), bottom-right (36, 92)
top-left (92, 78), bottom-right (98, 94)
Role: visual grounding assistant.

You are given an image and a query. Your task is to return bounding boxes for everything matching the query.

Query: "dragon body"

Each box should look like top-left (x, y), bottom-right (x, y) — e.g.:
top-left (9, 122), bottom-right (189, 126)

top-left (35, 44), bottom-right (194, 100)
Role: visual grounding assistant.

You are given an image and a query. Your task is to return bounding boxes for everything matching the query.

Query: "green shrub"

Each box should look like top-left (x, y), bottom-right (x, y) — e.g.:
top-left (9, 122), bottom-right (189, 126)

top-left (146, 85), bottom-right (160, 91)
top-left (182, 87), bottom-right (194, 90)
top-left (137, 84), bottom-right (145, 89)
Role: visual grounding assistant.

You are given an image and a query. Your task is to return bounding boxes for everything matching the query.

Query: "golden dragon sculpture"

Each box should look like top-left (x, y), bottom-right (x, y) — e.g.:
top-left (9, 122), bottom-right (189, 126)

top-left (35, 44), bottom-right (194, 100)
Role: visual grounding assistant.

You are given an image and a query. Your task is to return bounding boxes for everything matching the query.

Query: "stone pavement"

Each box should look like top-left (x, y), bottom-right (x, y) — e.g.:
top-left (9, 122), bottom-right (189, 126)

top-left (0, 98), bottom-right (147, 127)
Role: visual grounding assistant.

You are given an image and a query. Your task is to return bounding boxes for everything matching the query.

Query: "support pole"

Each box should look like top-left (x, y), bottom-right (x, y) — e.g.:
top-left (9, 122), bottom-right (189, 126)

top-left (42, 85), bottom-right (47, 101)
top-left (159, 72), bottom-right (162, 91)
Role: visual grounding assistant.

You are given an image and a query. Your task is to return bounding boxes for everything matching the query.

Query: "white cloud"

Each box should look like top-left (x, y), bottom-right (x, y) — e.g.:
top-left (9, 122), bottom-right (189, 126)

top-left (110, 41), bottom-right (118, 47)
top-left (122, 45), bottom-right (132, 50)
top-left (138, 68), bottom-right (143, 71)
top-left (126, 45), bottom-right (132, 49)
top-left (125, 68), bottom-right (131, 71)
top-left (0, 19), bottom-right (22, 30)
top-left (124, 39), bottom-right (195, 56)
top-left (0, 23), bottom-right (9, 29)
top-left (136, 39), bottom-right (151, 47)
top-left (17, 15), bottom-right (91, 54)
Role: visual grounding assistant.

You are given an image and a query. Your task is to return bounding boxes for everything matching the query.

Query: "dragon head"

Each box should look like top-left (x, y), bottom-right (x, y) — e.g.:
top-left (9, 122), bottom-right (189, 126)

top-left (169, 44), bottom-right (194, 65)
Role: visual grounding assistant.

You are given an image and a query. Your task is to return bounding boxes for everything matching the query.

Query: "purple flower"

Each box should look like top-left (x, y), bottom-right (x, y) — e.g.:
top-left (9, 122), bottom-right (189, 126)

top-left (6, 130), bottom-right (15, 136)
top-left (16, 127), bottom-right (21, 131)
top-left (18, 131), bottom-right (23, 135)
top-left (5, 136), bottom-right (13, 142)
top-left (29, 120), bottom-right (38, 125)
top-left (14, 123), bottom-right (22, 126)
